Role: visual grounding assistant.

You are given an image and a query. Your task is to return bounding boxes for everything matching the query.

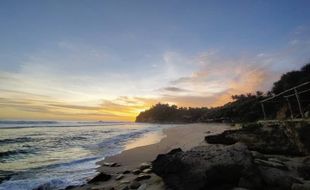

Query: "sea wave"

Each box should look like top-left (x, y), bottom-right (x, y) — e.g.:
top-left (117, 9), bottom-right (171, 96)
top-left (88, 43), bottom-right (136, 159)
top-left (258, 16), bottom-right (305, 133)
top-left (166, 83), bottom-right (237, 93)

top-left (0, 122), bottom-right (168, 190)
top-left (0, 137), bottom-right (33, 144)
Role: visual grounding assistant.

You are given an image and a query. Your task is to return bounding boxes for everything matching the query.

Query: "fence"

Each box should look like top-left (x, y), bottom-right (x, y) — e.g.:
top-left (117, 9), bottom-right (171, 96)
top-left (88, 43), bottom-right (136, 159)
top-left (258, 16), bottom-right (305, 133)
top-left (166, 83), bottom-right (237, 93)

top-left (260, 81), bottom-right (310, 120)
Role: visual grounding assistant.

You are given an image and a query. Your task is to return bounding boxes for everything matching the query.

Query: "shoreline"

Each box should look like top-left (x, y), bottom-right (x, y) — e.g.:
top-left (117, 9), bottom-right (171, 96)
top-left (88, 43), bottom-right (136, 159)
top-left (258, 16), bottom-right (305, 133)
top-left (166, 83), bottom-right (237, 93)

top-left (72, 123), bottom-right (231, 190)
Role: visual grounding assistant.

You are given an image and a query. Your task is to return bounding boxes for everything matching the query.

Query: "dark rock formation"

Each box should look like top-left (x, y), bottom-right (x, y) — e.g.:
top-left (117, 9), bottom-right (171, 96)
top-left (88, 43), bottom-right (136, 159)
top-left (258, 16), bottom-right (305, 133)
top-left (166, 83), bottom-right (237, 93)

top-left (134, 174), bottom-right (151, 181)
top-left (153, 121), bottom-right (310, 190)
top-left (205, 122), bottom-right (310, 156)
top-left (152, 144), bottom-right (262, 190)
top-left (88, 172), bottom-right (111, 183)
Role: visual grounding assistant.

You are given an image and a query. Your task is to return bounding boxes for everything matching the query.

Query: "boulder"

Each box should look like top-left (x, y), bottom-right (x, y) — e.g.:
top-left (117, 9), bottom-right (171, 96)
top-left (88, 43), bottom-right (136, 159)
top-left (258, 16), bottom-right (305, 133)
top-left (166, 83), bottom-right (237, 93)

top-left (129, 181), bottom-right (141, 189)
top-left (115, 174), bottom-right (124, 180)
top-left (88, 172), bottom-right (111, 183)
top-left (139, 162), bottom-right (151, 170)
top-left (122, 170), bottom-right (131, 174)
top-left (134, 174), bottom-right (151, 181)
top-left (132, 169), bottom-right (141, 175)
top-left (103, 162), bottom-right (120, 167)
top-left (142, 168), bottom-right (152, 173)
top-left (120, 180), bottom-right (131, 184)
top-left (152, 144), bottom-right (262, 190)
top-left (137, 183), bottom-right (147, 190)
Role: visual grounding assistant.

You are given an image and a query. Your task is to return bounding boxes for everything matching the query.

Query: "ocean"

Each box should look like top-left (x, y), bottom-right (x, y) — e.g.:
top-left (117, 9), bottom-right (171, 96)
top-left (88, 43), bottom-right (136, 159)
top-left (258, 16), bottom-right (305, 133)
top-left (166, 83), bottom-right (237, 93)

top-left (0, 121), bottom-right (174, 190)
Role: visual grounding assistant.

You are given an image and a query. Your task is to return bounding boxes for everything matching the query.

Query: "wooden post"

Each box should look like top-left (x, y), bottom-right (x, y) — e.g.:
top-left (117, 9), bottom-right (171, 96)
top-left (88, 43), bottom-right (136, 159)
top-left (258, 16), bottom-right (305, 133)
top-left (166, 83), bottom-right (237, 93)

top-left (286, 97), bottom-right (293, 119)
top-left (261, 103), bottom-right (266, 120)
top-left (294, 88), bottom-right (304, 118)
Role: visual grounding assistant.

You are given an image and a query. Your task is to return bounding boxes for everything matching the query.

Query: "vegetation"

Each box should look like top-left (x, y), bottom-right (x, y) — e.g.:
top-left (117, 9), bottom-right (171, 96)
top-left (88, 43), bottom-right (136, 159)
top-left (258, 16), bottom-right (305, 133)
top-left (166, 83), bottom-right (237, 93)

top-left (136, 63), bottom-right (310, 123)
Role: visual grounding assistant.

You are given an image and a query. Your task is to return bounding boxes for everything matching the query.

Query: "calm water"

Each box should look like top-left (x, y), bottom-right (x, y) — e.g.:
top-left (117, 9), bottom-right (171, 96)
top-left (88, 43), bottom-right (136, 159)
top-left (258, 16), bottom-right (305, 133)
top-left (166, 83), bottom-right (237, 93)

top-left (0, 121), bottom-right (174, 190)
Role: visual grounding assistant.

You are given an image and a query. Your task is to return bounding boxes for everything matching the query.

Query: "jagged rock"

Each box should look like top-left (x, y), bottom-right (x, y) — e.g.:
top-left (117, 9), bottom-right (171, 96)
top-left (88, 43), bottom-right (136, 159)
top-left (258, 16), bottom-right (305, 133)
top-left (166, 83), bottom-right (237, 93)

top-left (205, 122), bottom-right (310, 156)
top-left (298, 165), bottom-right (310, 180)
top-left (258, 166), bottom-right (303, 189)
top-left (292, 181), bottom-right (310, 190)
top-left (121, 186), bottom-right (129, 190)
top-left (142, 168), bottom-right (152, 173)
top-left (115, 174), bottom-right (124, 180)
top-left (123, 170), bottom-right (131, 174)
top-left (65, 185), bottom-right (76, 190)
top-left (132, 169), bottom-right (141, 175)
top-left (251, 151), bottom-right (265, 159)
top-left (254, 159), bottom-right (288, 170)
top-left (139, 162), bottom-right (151, 170)
top-left (90, 187), bottom-right (104, 190)
top-left (137, 183), bottom-right (147, 190)
top-left (103, 162), bottom-right (120, 167)
top-left (129, 181), bottom-right (141, 189)
top-left (120, 180), bottom-right (130, 184)
top-left (88, 172), bottom-right (111, 183)
top-left (134, 174), bottom-right (151, 181)
top-left (152, 143), bottom-right (262, 190)
top-left (33, 183), bottom-right (53, 190)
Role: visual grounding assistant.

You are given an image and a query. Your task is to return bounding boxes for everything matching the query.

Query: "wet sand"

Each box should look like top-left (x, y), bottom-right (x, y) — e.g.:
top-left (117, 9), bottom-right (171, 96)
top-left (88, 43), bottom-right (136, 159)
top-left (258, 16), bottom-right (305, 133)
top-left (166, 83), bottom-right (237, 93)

top-left (74, 123), bottom-right (231, 190)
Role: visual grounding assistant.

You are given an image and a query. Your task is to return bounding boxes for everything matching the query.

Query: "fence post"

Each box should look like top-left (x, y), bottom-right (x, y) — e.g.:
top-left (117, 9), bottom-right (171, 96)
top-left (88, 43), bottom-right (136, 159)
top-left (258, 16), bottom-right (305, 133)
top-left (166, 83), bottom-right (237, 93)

top-left (285, 97), bottom-right (293, 119)
top-left (261, 103), bottom-right (266, 120)
top-left (294, 88), bottom-right (304, 118)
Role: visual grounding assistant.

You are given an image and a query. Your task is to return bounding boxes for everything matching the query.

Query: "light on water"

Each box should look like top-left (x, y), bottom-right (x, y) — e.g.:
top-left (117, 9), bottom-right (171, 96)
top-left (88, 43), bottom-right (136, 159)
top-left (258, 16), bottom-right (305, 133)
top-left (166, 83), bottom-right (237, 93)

top-left (0, 121), bottom-right (174, 190)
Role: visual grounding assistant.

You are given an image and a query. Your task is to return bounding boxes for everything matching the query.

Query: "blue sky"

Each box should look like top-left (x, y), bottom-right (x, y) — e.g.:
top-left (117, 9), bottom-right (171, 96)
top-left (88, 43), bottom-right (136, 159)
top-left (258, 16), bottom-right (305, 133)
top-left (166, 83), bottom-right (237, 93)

top-left (0, 0), bottom-right (310, 120)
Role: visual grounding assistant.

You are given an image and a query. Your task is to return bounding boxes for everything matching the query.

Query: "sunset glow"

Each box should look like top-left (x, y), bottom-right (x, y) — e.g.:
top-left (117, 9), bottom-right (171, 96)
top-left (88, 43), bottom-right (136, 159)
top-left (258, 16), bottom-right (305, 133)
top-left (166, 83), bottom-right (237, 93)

top-left (1, 1), bottom-right (310, 121)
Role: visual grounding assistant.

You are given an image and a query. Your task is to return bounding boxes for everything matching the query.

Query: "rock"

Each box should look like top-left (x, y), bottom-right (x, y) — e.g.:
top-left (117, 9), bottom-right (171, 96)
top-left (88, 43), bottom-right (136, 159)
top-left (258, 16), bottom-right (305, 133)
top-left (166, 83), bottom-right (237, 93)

top-left (90, 187), bottom-right (104, 190)
top-left (137, 183), bottom-right (147, 190)
top-left (254, 159), bottom-right (288, 170)
top-left (88, 172), bottom-right (111, 183)
top-left (251, 151), bottom-right (265, 159)
top-left (34, 179), bottom-right (66, 190)
top-left (129, 181), bottom-right (141, 189)
top-left (65, 185), bottom-right (76, 190)
top-left (292, 182), bottom-right (310, 190)
top-left (139, 162), bottom-right (151, 170)
top-left (120, 180), bottom-right (131, 184)
top-left (33, 183), bottom-right (53, 190)
top-left (152, 143), bottom-right (262, 190)
top-left (122, 170), bottom-right (131, 174)
top-left (121, 186), bottom-right (129, 190)
top-left (115, 174), bottom-right (124, 180)
top-left (103, 162), bottom-right (120, 167)
top-left (142, 168), bottom-right (152, 173)
top-left (298, 165), bottom-right (310, 180)
top-left (257, 166), bottom-right (302, 189)
top-left (134, 174), bottom-right (151, 181)
top-left (132, 169), bottom-right (141, 175)
top-left (205, 122), bottom-right (310, 156)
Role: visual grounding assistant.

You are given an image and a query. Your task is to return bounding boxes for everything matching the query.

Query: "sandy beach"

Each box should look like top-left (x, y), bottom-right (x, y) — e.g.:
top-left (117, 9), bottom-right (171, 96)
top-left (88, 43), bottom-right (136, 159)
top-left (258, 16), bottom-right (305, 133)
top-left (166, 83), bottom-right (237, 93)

top-left (73, 123), bottom-right (231, 190)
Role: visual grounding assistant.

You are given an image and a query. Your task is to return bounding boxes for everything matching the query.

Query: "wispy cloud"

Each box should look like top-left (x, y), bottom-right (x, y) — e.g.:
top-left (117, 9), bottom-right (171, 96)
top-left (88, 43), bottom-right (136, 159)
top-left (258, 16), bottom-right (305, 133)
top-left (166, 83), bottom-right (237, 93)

top-left (1, 26), bottom-right (310, 120)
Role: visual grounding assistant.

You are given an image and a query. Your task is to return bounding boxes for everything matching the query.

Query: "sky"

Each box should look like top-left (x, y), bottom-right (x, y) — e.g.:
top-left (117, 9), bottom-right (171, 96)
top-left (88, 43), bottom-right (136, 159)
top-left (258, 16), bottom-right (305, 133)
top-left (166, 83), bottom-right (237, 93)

top-left (0, 0), bottom-right (310, 121)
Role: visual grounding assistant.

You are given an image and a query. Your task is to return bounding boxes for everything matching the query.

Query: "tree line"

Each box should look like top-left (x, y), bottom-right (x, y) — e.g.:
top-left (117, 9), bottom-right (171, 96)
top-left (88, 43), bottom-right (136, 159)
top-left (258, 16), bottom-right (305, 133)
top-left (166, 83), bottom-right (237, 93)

top-left (135, 63), bottom-right (310, 123)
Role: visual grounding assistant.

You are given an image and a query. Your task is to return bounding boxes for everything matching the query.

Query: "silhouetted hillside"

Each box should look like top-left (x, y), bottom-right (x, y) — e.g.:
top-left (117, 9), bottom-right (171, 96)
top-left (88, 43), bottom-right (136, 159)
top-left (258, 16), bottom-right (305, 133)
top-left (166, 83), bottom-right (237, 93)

top-left (136, 63), bottom-right (310, 123)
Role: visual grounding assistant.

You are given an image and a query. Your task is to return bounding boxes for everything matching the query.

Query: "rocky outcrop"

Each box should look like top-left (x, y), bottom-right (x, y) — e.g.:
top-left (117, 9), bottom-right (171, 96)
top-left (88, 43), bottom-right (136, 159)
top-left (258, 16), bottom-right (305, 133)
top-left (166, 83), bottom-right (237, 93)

top-left (153, 121), bottom-right (310, 190)
top-left (152, 143), bottom-right (262, 190)
top-left (205, 122), bottom-right (310, 156)
top-left (88, 172), bottom-right (111, 183)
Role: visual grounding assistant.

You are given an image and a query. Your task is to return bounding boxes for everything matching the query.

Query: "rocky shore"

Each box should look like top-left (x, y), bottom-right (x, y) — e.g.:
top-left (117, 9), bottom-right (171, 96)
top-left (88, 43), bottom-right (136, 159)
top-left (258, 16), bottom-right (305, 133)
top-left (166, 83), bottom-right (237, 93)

top-left (68, 121), bottom-right (310, 190)
top-left (153, 121), bottom-right (310, 190)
